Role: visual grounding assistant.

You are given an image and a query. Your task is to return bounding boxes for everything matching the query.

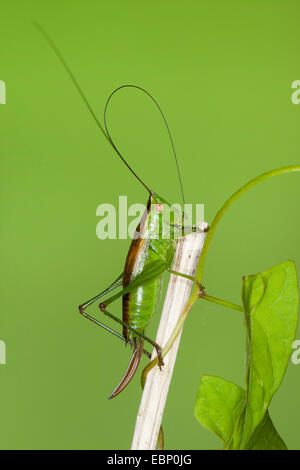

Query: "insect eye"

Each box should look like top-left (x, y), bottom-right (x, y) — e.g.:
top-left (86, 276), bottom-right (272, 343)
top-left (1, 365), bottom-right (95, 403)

top-left (153, 203), bottom-right (164, 213)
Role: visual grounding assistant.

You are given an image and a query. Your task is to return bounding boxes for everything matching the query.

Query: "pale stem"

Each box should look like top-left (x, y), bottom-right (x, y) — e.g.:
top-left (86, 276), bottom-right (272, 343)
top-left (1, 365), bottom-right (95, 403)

top-left (131, 222), bottom-right (208, 450)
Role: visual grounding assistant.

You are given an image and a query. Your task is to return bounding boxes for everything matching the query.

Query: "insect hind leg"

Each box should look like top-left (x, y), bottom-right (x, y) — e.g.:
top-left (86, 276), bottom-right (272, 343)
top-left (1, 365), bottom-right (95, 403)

top-left (99, 303), bottom-right (164, 368)
top-left (79, 307), bottom-right (151, 359)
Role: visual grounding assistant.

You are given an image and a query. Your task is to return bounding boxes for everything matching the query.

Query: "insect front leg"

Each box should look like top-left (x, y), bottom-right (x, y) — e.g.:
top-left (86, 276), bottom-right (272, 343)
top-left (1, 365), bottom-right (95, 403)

top-left (165, 246), bottom-right (205, 297)
top-left (166, 267), bottom-right (205, 297)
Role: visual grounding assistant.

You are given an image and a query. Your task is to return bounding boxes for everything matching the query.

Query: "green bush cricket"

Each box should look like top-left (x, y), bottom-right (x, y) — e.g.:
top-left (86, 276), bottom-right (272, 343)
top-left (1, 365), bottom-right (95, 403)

top-left (37, 24), bottom-right (206, 399)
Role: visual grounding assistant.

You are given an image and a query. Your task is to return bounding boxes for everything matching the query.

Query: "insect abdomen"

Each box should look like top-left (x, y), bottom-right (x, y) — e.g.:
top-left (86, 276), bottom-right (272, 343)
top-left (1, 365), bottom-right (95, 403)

top-left (123, 276), bottom-right (162, 339)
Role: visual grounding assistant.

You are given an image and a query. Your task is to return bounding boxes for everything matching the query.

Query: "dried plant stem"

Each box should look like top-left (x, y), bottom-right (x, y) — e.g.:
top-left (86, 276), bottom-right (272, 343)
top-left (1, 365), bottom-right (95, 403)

top-left (131, 223), bottom-right (208, 450)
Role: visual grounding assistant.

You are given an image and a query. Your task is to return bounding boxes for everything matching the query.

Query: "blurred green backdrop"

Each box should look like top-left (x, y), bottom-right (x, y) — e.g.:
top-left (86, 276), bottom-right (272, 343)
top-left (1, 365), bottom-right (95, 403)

top-left (0, 0), bottom-right (300, 450)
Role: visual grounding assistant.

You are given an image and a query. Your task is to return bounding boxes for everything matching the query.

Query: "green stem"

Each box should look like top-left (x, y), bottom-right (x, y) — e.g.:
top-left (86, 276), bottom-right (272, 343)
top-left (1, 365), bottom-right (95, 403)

top-left (196, 165), bottom-right (300, 283)
top-left (202, 294), bottom-right (243, 312)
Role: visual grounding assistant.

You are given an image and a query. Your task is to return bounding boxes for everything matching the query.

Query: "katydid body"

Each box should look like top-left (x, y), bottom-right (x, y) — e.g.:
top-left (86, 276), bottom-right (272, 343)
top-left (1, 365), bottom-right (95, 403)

top-left (80, 192), bottom-right (201, 399)
top-left (108, 194), bottom-right (175, 398)
top-left (38, 24), bottom-right (204, 399)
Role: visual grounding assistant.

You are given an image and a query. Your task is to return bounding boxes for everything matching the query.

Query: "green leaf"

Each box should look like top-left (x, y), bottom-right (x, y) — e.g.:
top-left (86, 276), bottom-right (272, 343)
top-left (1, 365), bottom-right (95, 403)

top-left (194, 376), bottom-right (244, 449)
top-left (194, 261), bottom-right (298, 450)
top-left (194, 377), bottom-right (287, 450)
top-left (245, 411), bottom-right (287, 450)
top-left (235, 260), bottom-right (298, 449)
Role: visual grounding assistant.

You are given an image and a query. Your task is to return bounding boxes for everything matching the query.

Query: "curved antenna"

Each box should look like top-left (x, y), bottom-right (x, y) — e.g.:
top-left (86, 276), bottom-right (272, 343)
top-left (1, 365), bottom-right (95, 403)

top-left (35, 24), bottom-right (185, 202)
top-left (35, 23), bottom-right (153, 194)
top-left (104, 85), bottom-right (185, 206)
top-left (35, 23), bottom-right (110, 145)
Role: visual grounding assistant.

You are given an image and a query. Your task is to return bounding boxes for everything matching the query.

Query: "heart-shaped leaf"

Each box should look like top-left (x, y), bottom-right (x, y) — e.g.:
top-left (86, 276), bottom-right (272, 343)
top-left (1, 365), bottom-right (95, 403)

top-left (194, 261), bottom-right (298, 450)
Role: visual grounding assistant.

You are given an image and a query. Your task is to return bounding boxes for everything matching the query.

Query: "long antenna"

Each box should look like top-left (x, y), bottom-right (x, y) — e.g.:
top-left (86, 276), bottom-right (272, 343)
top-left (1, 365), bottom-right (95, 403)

top-left (35, 24), bottom-right (185, 204)
top-left (103, 85), bottom-right (185, 207)
top-left (35, 23), bottom-right (153, 195)
top-left (35, 23), bottom-right (109, 144)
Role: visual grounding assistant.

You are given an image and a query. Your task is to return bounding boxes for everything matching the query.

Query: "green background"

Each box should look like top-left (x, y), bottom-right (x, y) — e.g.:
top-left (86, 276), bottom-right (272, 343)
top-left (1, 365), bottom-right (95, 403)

top-left (1, 0), bottom-right (300, 450)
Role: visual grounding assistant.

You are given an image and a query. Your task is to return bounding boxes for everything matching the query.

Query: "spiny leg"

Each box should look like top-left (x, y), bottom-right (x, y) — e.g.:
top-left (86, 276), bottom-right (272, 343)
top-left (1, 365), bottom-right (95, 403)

top-left (99, 304), bottom-right (164, 367)
top-left (78, 273), bottom-right (123, 312)
top-left (80, 262), bottom-right (167, 366)
top-left (78, 273), bottom-right (152, 358)
top-left (79, 308), bottom-right (151, 359)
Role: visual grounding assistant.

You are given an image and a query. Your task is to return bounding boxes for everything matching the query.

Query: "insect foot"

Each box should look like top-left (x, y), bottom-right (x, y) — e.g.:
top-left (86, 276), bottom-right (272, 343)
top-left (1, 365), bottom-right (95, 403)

top-left (197, 283), bottom-right (205, 298)
top-left (156, 348), bottom-right (165, 370)
top-left (78, 304), bottom-right (86, 315)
